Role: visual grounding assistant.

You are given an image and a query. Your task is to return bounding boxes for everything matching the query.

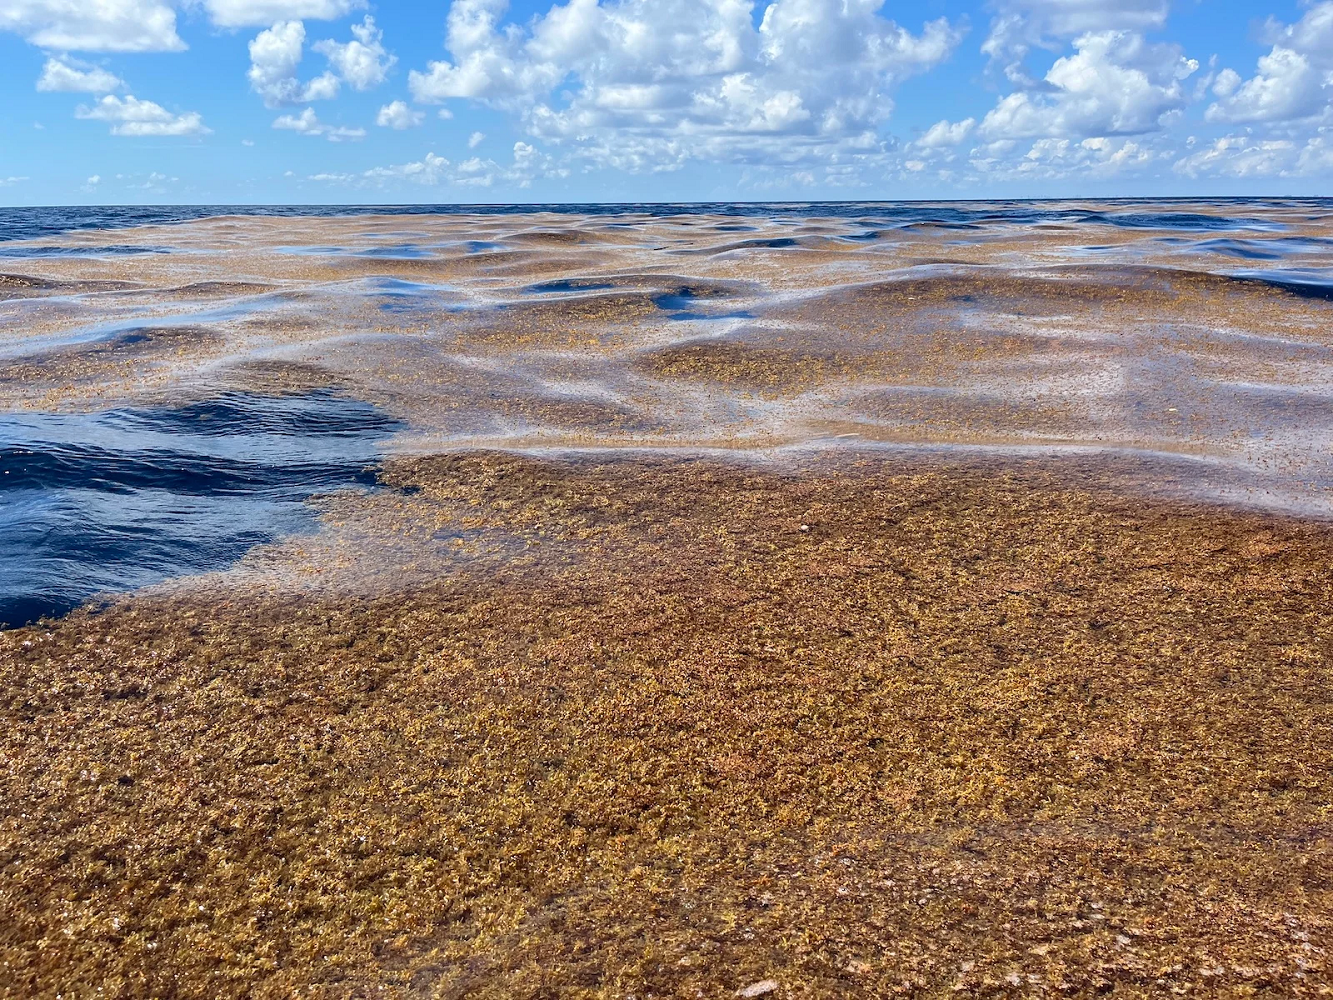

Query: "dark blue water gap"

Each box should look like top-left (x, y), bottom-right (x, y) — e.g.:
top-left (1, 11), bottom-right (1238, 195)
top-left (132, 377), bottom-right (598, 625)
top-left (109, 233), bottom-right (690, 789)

top-left (0, 389), bottom-right (400, 629)
top-left (2, 198), bottom-right (1331, 244)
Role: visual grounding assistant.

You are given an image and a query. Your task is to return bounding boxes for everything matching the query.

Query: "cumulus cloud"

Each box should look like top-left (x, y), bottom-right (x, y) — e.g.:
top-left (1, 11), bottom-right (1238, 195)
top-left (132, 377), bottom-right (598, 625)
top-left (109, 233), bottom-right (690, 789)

top-left (75, 94), bottom-right (209, 135)
top-left (0, 176), bottom-right (28, 187)
top-left (36, 57), bottom-right (124, 93)
top-left (979, 30), bottom-right (1197, 140)
top-left (376, 100), bottom-right (423, 129)
top-left (914, 117), bottom-right (974, 149)
top-left (309, 141), bottom-right (567, 189)
top-left (968, 134), bottom-right (1157, 181)
top-left (273, 106), bottom-right (365, 140)
top-left (990, 0), bottom-right (1168, 39)
top-left (1206, 2), bottom-right (1333, 124)
top-left (1298, 135), bottom-right (1333, 174)
top-left (249, 16), bottom-right (395, 107)
top-left (1173, 132), bottom-right (1333, 178)
top-left (363, 151), bottom-right (453, 185)
top-left (0, 0), bottom-right (183, 52)
top-left (945, 0), bottom-right (1212, 182)
top-left (1211, 67), bottom-right (1241, 98)
top-left (313, 15), bottom-right (394, 89)
top-left (274, 106), bottom-right (322, 132)
top-left (468, 130), bottom-right (485, 148)
top-left (406, 0), bottom-right (963, 172)
top-left (127, 171), bottom-right (176, 190)
top-left (981, 0), bottom-right (1168, 84)
top-left (248, 21), bottom-right (340, 106)
top-left (203, 0), bottom-right (363, 29)
top-left (1174, 135), bottom-right (1298, 178)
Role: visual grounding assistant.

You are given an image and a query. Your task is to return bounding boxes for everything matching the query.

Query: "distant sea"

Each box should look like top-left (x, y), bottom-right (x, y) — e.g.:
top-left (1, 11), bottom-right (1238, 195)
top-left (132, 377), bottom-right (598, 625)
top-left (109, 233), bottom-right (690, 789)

top-left (3, 197), bottom-right (1332, 628)
top-left (3, 198), bottom-right (1331, 245)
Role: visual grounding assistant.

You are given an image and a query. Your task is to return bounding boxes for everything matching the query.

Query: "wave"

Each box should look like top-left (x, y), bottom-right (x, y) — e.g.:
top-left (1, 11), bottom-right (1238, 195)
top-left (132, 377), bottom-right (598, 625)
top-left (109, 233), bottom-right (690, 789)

top-left (0, 389), bottom-right (398, 628)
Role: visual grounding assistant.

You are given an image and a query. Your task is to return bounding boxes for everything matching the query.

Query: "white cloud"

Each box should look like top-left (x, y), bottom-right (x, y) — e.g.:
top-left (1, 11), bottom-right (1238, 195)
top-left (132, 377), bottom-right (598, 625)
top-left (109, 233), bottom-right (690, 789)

top-left (248, 20), bottom-right (341, 106)
top-left (203, 0), bottom-right (363, 29)
top-left (128, 171), bottom-right (176, 190)
top-left (313, 140), bottom-right (567, 189)
top-left (313, 15), bottom-right (394, 90)
top-left (405, 0), bottom-right (962, 173)
top-left (36, 57), bottom-right (124, 93)
top-left (274, 106), bottom-right (321, 131)
top-left (363, 151), bottom-right (453, 185)
top-left (981, 0), bottom-right (1167, 77)
top-left (272, 106), bottom-right (365, 140)
top-left (1207, 50), bottom-right (1323, 124)
top-left (468, 130), bottom-right (485, 148)
top-left (991, 0), bottom-right (1168, 39)
top-left (914, 117), bottom-right (974, 148)
top-left (376, 100), bottom-right (423, 129)
top-left (248, 18), bottom-right (304, 92)
top-left (248, 19), bottom-right (305, 104)
top-left (249, 16), bottom-right (395, 108)
top-left (1211, 67), bottom-right (1241, 98)
top-left (302, 71), bottom-right (341, 100)
top-left (1206, 3), bottom-right (1333, 124)
top-left (969, 134), bottom-right (1157, 181)
top-left (75, 94), bottom-right (209, 135)
top-left (1174, 135), bottom-right (1296, 178)
top-left (979, 30), bottom-right (1197, 141)
top-left (0, 176), bottom-right (28, 187)
top-left (1173, 132), bottom-right (1333, 179)
top-left (957, 1), bottom-right (1205, 182)
top-left (1297, 135), bottom-right (1333, 174)
top-left (0, 0), bottom-right (182, 51)
top-left (86, 174), bottom-right (100, 184)
top-left (981, 0), bottom-right (1167, 84)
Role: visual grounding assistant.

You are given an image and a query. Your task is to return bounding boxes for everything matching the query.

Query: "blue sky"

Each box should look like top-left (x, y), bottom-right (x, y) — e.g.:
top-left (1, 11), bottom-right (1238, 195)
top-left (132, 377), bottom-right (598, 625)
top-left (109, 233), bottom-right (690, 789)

top-left (1, 0), bottom-right (1330, 204)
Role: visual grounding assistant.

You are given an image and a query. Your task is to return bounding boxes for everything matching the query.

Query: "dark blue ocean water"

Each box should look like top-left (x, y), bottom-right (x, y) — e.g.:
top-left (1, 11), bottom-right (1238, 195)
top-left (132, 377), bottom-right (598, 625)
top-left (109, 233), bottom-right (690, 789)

top-left (0, 391), bottom-right (399, 629)
top-left (2, 198), bottom-right (1329, 246)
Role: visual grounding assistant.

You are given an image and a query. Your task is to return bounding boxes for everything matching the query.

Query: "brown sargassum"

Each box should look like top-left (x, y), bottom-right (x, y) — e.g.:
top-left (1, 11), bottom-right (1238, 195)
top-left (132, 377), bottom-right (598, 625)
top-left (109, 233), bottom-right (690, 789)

top-left (1, 450), bottom-right (1331, 997)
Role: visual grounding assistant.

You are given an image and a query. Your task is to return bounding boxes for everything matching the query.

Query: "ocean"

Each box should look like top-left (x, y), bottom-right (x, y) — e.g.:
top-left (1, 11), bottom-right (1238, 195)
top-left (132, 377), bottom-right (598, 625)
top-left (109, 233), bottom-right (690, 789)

top-left (2, 198), bottom-right (1332, 626)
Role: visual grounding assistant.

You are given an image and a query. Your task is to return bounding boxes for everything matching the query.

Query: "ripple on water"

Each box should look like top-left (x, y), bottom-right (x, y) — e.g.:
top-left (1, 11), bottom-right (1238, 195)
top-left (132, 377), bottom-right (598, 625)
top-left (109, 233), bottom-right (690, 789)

top-left (0, 199), bottom-right (1324, 246)
top-left (0, 244), bottom-right (174, 258)
top-left (1197, 239), bottom-right (1286, 261)
top-left (525, 279), bottom-right (617, 294)
top-left (1087, 211), bottom-right (1286, 232)
top-left (369, 276), bottom-right (470, 314)
top-left (0, 389), bottom-right (399, 628)
top-left (1232, 270), bottom-right (1333, 301)
top-left (652, 289), bottom-right (756, 321)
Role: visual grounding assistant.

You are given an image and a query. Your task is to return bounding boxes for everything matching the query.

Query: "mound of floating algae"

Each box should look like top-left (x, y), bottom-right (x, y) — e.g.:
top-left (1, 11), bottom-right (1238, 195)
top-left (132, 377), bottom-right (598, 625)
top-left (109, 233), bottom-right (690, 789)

top-left (1, 451), bottom-right (1331, 998)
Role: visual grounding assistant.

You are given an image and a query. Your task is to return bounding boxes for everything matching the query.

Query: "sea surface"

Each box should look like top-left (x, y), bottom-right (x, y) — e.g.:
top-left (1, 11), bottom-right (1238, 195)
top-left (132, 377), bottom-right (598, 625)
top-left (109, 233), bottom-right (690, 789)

top-left (1, 197), bottom-right (1329, 242)
top-left (2, 198), bottom-right (1332, 627)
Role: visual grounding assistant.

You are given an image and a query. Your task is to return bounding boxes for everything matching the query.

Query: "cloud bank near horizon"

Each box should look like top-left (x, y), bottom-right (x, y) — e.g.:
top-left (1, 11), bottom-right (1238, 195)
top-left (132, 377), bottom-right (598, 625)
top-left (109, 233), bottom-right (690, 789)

top-left (3, 0), bottom-right (1332, 199)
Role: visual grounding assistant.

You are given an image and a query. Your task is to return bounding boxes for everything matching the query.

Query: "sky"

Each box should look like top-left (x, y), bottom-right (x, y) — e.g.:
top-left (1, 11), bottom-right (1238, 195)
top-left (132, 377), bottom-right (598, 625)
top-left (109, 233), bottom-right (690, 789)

top-left (1, 0), bottom-right (1331, 205)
